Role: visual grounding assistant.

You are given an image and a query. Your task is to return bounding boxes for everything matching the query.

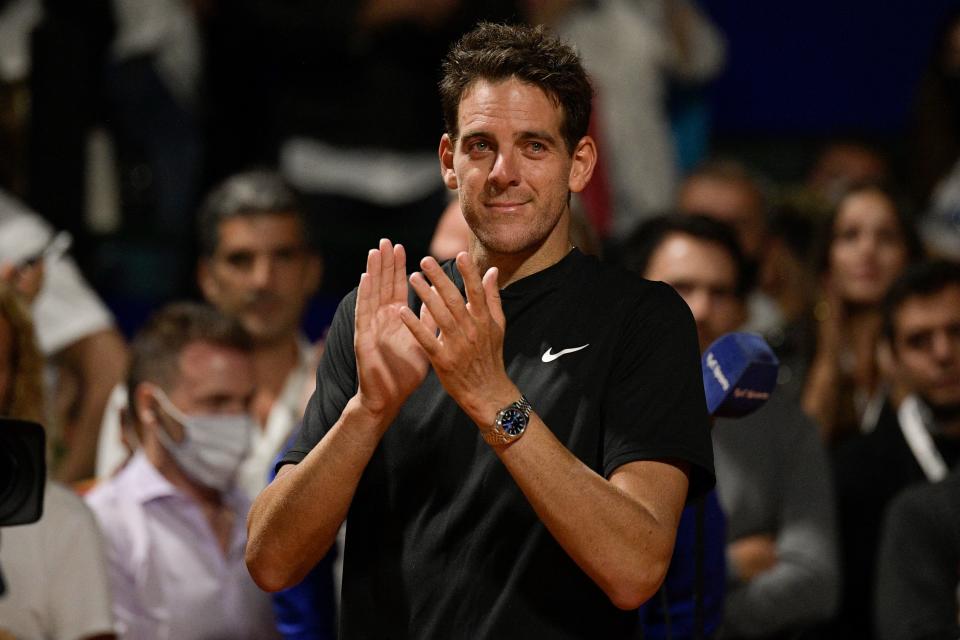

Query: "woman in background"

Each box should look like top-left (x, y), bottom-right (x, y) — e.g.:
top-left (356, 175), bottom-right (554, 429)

top-left (802, 183), bottom-right (923, 446)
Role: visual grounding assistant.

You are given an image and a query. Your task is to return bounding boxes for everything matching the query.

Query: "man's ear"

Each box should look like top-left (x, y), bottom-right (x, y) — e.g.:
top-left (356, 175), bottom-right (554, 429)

top-left (197, 258), bottom-right (218, 301)
top-left (439, 134), bottom-right (458, 190)
top-left (568, 135), bottom-right (598, 194)
top-left (132, 383), bottom-right (157, 427)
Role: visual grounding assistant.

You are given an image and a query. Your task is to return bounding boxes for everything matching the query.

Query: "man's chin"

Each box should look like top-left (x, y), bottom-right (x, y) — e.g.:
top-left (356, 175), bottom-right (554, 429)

top-left (240, 317), bottom-right (293, 345)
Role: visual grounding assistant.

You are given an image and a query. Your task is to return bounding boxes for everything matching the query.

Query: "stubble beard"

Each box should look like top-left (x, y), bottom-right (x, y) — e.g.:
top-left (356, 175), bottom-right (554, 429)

top-left (461, 197), bottom-right (567, 258)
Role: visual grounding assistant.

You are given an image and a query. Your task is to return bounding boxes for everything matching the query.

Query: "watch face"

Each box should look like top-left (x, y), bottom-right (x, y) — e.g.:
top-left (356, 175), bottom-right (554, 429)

top-left (500, 408), bottom-right (527, 436)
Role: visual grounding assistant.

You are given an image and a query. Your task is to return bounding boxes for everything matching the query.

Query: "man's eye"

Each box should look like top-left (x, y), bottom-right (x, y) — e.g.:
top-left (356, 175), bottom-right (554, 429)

top-left (529, 141), bottom-right (544, 152)
top-left (469, 141), bottom-right (489, 152)
top-left (224, 253), bottom-right (254, 269)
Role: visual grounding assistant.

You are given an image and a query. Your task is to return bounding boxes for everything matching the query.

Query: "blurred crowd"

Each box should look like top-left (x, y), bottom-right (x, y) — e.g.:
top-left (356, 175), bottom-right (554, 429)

top-left (1, 1), bottom-right (960, 639)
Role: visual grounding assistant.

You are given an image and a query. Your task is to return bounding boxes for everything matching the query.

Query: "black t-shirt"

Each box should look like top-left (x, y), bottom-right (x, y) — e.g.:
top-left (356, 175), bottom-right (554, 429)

top-left (281, 249), bottom-right (714, 639)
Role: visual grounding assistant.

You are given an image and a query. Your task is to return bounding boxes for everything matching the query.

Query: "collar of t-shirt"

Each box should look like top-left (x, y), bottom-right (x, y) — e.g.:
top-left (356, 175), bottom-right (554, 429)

top-left (443, 247), bottom-right (584, 301)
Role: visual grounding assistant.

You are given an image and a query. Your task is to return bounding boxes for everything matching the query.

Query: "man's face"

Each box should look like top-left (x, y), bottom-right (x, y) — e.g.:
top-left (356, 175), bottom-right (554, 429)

top-left (891, 285), bottom-right (960, 412)
top-left (439, 77), bottom-right (594, 256)
top-left (199, 213), bottom-right (320, 345)
top-left (677, 176), bottom-right (765, 259)
top-left (644, 233), bottom-right (746, 352)
top-left (146, 340), bottom-right (256, 442)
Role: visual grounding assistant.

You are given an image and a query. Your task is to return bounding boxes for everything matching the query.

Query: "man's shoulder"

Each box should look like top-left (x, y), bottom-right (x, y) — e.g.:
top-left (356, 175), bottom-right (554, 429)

top-left (568, 253), bottom-right (681, 308)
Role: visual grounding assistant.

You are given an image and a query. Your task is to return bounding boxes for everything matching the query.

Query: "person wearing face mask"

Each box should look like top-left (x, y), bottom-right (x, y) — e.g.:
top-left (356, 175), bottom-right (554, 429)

top-left (85, 302), bottom-right (279, 640)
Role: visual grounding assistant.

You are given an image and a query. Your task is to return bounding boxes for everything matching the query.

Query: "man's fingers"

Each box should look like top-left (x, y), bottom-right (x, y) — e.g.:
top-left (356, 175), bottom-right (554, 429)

top-left (420, 256), bottom-right (469, 323)
top-left (409, 272), bottom-right (458, 333)
top-left (392, 243), bottom-right (408, 305)
top-left (378, 238), bottom-right (395, 305)
top-left (366, 247), bottom-right (382, 306)
top-left (399, 306), bottom-right (441, 357)
top-left (456, 252), bottom-right (488, 318)
top-left (483, 267), bottom-right (505, 328)
top-left (356, 272), bottom-right (373, 331)
top-left (420, 302), bottom-right (439, 337)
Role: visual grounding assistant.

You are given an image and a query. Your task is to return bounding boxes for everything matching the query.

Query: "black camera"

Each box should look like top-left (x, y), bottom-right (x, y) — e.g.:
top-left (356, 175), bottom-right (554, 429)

top-left (0, 418), bottom-right (46, 526)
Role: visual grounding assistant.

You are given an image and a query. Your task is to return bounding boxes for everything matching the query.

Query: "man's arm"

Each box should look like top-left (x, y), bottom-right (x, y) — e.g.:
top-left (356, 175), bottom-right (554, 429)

top-left (721, 410), bottom-right (840, 636)
top-left (400, 253), bottom-right (692, 609)
top-left (246, 240), bottom-right (430, 592)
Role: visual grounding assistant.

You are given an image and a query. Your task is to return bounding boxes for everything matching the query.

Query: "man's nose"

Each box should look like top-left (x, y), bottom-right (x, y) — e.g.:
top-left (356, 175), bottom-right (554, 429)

top-left (488, 150), bottom-right (521, 191)
top-left (931, 331), bottom-right (958, 364)
top-left (686, 290), bottom-right (712, 325)
top-left (251, 256), bottom-right (274, 287)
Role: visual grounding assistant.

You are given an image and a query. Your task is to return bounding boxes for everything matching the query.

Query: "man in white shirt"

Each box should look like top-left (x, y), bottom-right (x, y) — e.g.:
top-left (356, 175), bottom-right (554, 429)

top-left (85, 302), bottom-right (278, 639)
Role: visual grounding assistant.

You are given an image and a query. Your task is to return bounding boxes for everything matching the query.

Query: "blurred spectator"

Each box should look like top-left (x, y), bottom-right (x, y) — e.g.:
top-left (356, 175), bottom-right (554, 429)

top-left (629, 215), bottom-right (839, 639)
top-left (528, 0), bottom-right (725, 242)
top-left (874, 467), bottom-right (960, 640)
top-left (830, 260), bottom-right (960, 638)
top-left (803, 183), bottom-right (922, 445)
top-left (0, 282), bottom-right (116, 640)
top-left (85, 302), bottom-right (278, 639)
top-left (0, 187), bottom-right (128, 483)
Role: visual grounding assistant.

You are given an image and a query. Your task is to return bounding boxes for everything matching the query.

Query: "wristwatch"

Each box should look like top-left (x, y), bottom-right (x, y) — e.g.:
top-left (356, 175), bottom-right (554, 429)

top-left (482, 395), bottom-right (532, 446)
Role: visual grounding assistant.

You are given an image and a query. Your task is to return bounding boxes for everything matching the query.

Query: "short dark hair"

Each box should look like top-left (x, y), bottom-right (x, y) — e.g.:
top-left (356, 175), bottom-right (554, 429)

top-left (439, 22), bottom-right (593, 154)
top-left (197, 170), bottom-right (311, 257)
top-left (620, 214), bottom-right (753, 298)
top-left (127, 302), bottom-right (252, 422)
top-left (815, 181), bottom-right (923, 275)
top-left (882, 260), bottom-right (960, 342)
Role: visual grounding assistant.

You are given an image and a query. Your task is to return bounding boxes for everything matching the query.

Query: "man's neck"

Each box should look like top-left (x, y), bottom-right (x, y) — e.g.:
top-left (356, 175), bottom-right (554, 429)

top-left (468, 212), bottom-right (572, 288)
top-left (252, 335), bottom-right (302, 395)
top-left (247, 335), bottom-right (302, 429)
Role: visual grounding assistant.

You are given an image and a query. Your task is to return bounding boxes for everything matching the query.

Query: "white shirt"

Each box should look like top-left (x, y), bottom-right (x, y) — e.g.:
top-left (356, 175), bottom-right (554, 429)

top-left (0, 481), bottom-right (115, 640)
top-left (85, 453), bottom-right (278, 640)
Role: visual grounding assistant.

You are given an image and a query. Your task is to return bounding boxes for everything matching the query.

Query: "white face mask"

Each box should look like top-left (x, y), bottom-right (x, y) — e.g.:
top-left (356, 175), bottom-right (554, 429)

top-left (149, 387), bottom-right (253, 493)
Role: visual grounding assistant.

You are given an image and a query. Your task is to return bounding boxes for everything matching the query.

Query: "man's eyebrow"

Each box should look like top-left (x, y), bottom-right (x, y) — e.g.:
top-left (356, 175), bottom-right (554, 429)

top-left (517, 130), bottom-right (558, 145)
top-left (460, 130), bottom-right (492, 142)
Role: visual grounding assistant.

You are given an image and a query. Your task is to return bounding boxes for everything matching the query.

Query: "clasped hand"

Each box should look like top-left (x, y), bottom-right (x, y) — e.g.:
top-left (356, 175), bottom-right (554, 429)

top-left (354, 239), bottom-right (515, 428)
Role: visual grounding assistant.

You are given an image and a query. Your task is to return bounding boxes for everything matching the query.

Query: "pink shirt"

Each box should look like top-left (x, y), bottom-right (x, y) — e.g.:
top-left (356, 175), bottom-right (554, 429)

top-left (86, 453), bottom-right (279, 640)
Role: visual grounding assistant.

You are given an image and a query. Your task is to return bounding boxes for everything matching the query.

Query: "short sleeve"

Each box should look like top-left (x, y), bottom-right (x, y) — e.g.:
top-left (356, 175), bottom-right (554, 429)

top-left (601, 281), bottom-right (714, 498)
top-left (278, 290), bottom-right (358, 469)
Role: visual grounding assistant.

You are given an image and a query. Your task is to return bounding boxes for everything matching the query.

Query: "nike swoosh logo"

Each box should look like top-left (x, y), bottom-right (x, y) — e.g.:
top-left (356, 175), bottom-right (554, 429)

top-left (542, 344), bottom-right (590, 362)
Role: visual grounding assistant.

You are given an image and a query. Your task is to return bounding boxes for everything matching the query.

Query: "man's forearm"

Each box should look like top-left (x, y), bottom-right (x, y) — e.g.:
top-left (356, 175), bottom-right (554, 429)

top-left (492, 413), bottom-right (689, 610)
top-left (245, 395), bottom-right (389, 592)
